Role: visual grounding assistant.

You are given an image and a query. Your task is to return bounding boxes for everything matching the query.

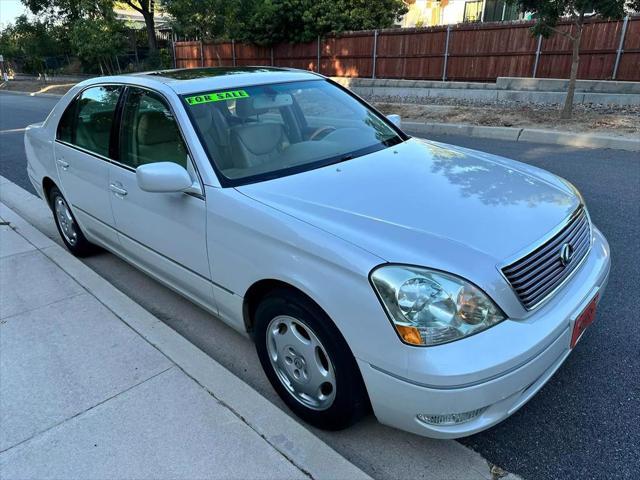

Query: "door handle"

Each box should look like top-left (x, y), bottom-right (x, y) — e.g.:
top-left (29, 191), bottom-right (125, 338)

top-left (109, 183), bottom-right (128, 197)
top-left (56, 159), bottom-right (69, 170)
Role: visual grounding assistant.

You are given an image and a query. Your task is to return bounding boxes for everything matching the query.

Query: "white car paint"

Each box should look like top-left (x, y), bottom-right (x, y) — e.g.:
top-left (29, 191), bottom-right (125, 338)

top-left (25, 68), bottom-right (610, 439)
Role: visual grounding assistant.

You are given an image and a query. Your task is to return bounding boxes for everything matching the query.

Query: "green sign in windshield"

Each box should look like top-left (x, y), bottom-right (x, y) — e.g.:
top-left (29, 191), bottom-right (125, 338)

top-left (185, 89), bottom-right (249, 105)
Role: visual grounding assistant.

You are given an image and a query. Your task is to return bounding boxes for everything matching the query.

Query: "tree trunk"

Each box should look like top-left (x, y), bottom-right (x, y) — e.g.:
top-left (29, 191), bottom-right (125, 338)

top-left (142, 10), bottom-right (158, 54)
top-left (561, 15), bottom-right (584, 120)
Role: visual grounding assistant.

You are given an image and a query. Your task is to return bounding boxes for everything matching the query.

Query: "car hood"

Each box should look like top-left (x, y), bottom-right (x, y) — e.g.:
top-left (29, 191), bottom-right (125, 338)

top-left (237, 138), bottom-right (579, 265)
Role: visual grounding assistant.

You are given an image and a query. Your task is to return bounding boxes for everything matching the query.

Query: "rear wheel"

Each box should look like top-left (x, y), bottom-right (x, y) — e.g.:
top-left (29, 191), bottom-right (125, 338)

top-left (49, 186), bottom-right (98, 257)
top-left (254, 289), bottom-right (369, 430)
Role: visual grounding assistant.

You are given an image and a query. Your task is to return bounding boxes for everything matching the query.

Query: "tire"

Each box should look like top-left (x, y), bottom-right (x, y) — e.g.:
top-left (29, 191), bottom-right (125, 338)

top-left (49, 186), bottom-right (98, 257)
top-left (254, 288), bottom-right (370, 430)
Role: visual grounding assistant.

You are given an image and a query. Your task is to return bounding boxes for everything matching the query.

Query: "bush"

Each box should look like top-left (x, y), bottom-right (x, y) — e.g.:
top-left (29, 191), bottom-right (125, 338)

top-left (70, 17), bottom-right (128, 74)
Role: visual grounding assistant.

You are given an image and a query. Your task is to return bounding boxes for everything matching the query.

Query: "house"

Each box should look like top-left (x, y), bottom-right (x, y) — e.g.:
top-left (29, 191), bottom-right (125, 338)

top-left (114, 8), bottom-right (170, 29)
top-left (400, 0), bottom-right (524, 28)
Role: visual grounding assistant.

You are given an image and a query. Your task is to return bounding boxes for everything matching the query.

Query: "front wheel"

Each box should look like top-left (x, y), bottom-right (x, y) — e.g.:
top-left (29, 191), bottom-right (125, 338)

top-left (254, 289), bottom-right (369, 430)
top-left (49, 186), bottom-right (98, 257)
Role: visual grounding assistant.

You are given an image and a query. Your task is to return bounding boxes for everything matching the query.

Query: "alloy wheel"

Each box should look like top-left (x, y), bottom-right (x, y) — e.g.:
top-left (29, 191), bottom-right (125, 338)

top-left (54, 196), bottom-right (78, 246)
top-left (266, 315), bottom-right (337, 411)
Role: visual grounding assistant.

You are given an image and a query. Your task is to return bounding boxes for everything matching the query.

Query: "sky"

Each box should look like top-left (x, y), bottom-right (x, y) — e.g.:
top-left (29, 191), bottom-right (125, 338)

top-left (0, 0), bottom-right (29, 27)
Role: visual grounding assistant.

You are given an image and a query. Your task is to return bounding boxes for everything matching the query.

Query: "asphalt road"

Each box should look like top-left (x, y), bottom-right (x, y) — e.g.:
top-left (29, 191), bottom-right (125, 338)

top-left (2, 92), bottom-right (639, 480)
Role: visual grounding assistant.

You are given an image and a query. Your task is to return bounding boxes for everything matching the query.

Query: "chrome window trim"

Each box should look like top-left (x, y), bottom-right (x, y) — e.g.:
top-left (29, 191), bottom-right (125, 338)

top-left (55, 139), bottom-right (113, 164)
top-left (496, 205), bottom-right (593, 313)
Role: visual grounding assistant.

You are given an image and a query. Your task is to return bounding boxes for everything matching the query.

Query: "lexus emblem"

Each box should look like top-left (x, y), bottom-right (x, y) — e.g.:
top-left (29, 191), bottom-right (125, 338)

top-left (559, 243), bottom-right (573, 266)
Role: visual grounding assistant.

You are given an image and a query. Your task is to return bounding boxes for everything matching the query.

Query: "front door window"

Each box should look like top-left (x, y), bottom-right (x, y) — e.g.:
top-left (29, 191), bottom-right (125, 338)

top-left (119, 88), bottom-right (189, 169)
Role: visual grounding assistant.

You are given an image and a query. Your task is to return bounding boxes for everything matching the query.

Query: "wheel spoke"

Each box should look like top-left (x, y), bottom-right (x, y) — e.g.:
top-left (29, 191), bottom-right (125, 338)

top-left (54, 196), bottom-right (78, 246)
top-left (266, 315), bottom-right (336, 411)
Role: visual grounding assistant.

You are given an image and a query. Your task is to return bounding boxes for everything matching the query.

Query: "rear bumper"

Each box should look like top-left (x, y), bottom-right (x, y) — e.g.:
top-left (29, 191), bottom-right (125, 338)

top-left (360, 227), bottom-right (610, 439)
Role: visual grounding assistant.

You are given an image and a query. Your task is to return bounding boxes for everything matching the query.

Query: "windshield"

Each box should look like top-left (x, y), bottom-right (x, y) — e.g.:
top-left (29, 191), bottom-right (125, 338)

top-left (182, 79), bottom-right (405, 185)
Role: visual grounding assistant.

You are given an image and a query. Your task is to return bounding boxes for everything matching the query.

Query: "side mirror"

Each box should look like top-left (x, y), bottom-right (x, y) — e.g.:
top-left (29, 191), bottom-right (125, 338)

top-left (387, 114), bottom-right (402, 128)
top-left (136, 162), bottom-right (193, 193)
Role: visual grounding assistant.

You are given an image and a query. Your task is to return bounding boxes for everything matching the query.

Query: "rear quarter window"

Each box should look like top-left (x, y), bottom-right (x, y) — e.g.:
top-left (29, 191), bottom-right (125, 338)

top-left (56, 85), bottom-right (122, 158)
top-left (56, 97), bottom-right (77, 143)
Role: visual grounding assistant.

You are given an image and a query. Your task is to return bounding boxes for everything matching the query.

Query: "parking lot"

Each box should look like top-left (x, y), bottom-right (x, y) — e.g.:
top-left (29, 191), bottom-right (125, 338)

top-left (1, 92), bottom-right (638, 480)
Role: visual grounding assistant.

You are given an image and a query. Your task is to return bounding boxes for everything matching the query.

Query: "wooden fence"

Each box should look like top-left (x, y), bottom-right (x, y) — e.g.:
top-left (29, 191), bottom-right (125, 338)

top-left (174, 16), bottom-right (640, 82)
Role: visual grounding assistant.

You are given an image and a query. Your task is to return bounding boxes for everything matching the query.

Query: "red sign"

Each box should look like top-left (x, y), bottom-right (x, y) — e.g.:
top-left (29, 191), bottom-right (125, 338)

top-left (571, 294), bottom-right (599, 349)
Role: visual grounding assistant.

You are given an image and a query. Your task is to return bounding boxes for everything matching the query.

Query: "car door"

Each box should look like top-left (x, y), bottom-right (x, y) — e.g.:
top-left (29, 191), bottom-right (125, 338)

top-left (108, 86), bottom-right (216, 313)
top-left (54, 85), bottom-right (123, 247)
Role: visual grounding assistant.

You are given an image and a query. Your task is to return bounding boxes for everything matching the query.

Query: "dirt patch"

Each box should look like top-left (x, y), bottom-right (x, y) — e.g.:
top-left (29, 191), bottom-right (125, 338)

top-left (374, 101), bottom-right (640, 139)
top-left (0, 80), bottom-right (75, 95)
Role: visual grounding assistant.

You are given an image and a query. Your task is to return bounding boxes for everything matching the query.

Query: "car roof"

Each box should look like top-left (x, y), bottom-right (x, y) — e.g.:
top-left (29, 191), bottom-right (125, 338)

top-left (90, 67), bottom-right (323, 95)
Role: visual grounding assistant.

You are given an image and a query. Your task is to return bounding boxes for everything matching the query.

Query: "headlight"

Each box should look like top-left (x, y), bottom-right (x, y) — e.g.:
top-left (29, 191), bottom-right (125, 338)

top-left (370, 265), bottom-right (505, 346)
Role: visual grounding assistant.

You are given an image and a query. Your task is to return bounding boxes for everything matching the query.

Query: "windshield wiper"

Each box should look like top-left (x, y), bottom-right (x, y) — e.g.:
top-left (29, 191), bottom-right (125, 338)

top-left (382, 136), bottom-right (404, 147)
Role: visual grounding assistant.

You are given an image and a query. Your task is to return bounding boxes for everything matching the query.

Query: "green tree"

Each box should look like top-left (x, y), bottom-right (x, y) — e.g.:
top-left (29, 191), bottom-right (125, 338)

top-left (119, 1), bottom-right (158, 55)
top-left (507, 0), bottom-right (634, 119)
top-left (22, 0), bottom-right (113, 21)
top-left (162, 0), bottom-right (407, 45)
top-left (245, 0), bottom-right (407, 45)
top-left (23, 0), bottom-right (158, 59)
top-left (160, 0), bottom-right (254, 40)
top-left (70, 16), bottom-right (128, 74)
top-left (247, 0), bottom-right (312, 45)
top-left (309, 0), bottom-right (407, 34)
top-left (0, 15), bottom-right (69, 73)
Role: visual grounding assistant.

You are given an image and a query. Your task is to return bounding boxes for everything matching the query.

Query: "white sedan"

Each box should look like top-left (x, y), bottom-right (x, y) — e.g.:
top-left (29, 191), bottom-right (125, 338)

top-left (25, 67), bottom-right (610, 438)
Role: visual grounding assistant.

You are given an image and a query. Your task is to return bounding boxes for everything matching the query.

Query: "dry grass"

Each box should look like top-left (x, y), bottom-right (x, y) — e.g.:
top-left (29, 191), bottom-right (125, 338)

top-left (374, 102), bottom-right (640, 138)
top-left (0, 80), bottom-right (75, 95)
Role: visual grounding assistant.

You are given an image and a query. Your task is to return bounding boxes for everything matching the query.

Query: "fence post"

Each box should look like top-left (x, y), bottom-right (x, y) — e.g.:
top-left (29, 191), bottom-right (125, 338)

top-left (372, 30), bottom-right (379, 79)
top-left (532, 34), bottom-right (542, 78)
top-left (271, 46), bottom-right (274, 66)
top-left (200, 40), bottom-right (204, 67)
top-left (232, 39), bottom-right (236, 66)
top-left (171, 30), bottom-right (177, 69)
top-left (317, 36), bottom-right (321, 73)
top-left (612, 15), bottom-right (629, 80)
top-left (442, 25), bottom-right (451, 82)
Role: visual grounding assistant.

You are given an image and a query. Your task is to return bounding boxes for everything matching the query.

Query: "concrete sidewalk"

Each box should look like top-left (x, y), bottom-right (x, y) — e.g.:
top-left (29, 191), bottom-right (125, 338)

top-left (0, 201), bottom-right (370, 480)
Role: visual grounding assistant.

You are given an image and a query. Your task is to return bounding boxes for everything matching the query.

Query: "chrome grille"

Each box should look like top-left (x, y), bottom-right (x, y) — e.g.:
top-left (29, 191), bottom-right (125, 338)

top-left (502, 207), bottom-right (591, 310)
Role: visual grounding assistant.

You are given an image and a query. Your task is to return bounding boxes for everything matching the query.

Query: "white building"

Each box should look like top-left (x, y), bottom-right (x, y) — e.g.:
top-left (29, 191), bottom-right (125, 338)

top-left (400, 0), bottom-right (524, 28)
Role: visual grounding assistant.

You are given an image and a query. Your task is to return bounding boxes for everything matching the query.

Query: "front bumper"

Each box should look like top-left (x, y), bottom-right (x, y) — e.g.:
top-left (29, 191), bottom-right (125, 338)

top-left (359, 227), bottom-right (610, 439)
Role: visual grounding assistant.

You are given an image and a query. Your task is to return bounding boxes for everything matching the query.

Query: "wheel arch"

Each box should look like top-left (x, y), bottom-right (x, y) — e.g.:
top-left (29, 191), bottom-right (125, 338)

top-left (42, 177), bottom-right (57, 208)
top-left (244, 277), bottom-right (373, 419)
top-left (243, 279), bottom-right (316, 334)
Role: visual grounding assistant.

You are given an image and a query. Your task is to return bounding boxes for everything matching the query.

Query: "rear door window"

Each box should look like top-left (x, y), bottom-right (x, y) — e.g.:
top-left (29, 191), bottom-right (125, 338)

top-left (56, 85), bottom-right (122, 158)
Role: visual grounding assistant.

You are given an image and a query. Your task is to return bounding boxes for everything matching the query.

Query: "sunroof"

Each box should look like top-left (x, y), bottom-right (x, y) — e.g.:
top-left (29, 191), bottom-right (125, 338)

top-left (148, 67), bottom-right (290, 80)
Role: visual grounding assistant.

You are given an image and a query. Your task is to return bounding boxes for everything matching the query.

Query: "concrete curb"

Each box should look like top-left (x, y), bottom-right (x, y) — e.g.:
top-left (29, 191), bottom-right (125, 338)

top-left (335, 77), bottom-right (640, 106)
top-left (0, 178), bottom-right (371, 480)
top-left (403, 121), bottom-right (640, 152)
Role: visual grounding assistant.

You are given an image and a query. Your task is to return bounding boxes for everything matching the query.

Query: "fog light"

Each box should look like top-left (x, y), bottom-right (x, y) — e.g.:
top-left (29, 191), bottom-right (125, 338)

top-left (417, 407), bottom-right (487, 426)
